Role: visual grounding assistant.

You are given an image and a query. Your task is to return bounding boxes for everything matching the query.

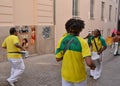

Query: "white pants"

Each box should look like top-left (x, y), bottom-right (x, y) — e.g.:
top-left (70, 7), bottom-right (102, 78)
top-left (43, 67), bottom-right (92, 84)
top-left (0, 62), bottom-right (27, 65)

top-left (113, 42), bottom-right (119, 55)
top-left (7, 58), bottom-right (25, 82)
top-left (90, 59), bottom-right (102, 79)
top-left (62, 78), bottom-right (87, 86)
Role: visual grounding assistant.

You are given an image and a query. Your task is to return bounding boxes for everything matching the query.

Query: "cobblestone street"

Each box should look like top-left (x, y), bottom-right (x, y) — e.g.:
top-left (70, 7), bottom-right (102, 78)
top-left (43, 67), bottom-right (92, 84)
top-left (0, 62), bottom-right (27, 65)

top-left (0, 47), bottom-right (120, 86)
top-left (0, 54), bottom-right (61, 86)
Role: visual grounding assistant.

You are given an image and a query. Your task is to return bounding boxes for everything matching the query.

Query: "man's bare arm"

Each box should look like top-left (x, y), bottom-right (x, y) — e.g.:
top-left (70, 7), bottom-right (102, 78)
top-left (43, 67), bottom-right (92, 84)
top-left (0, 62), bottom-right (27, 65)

top-left (85, 56), bottom-right (96, 70)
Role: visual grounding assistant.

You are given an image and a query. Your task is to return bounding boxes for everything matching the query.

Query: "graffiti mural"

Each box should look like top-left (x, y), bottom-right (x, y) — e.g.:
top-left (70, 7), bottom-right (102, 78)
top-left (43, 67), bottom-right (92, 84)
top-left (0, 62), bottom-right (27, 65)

top-left (16, 26), bottom-right (36, 54)
top-left (42, 26), bottom-right (51, 39)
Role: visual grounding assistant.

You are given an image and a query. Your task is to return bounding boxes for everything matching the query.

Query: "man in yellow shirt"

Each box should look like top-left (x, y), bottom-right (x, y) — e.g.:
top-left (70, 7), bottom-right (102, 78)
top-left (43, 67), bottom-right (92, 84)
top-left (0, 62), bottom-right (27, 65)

top-left (56, 18), bottom-right (96, 86)
top-left (2, 27), bottom-right (25, 86)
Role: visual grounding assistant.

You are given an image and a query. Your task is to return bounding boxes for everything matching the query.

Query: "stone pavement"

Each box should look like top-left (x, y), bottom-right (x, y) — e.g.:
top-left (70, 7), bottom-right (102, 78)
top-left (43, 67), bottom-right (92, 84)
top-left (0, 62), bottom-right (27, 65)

top-left (0, 47), bottom-right (120, 86)
top-left (0, 54), bottom-right (61, 86)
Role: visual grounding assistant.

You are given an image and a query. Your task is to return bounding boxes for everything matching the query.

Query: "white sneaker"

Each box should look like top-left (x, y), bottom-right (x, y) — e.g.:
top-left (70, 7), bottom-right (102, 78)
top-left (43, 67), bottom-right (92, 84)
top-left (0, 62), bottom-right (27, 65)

top-left (7, 79), bottom-right (15, 86)
top-left (93, 75), bottom-right (100, 80)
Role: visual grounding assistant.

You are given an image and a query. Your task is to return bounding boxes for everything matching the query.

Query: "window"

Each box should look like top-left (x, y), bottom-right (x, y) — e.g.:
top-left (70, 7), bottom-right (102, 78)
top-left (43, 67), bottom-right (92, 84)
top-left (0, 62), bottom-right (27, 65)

top-left (109, 5), bottom-right (112, 21)
top-left (72, 0), bottom-right (78, 16)
top-left (115, 8), bottom-right (117, 22)
top-left (53, 0), bottom-right (56, 25)
top-left (90, 0), bottom-right (94, 19)
top-left (101, 2), bottom-right (105, 21)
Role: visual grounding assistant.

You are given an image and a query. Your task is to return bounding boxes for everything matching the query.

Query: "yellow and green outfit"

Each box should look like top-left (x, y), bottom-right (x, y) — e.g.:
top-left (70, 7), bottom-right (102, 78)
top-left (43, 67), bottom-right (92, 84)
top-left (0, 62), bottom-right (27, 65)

top-left (89, 36), bottom-right (107, 52)
top-left (88, 36), bottom-right (107, 80)
top-left (56, 34), bottom-right (91, 83)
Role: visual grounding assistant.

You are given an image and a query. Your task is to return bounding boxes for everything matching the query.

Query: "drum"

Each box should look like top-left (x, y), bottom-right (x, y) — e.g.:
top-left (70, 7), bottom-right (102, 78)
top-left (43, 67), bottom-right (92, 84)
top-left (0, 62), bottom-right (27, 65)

top-left (21, 51), bottom-right (29, 58)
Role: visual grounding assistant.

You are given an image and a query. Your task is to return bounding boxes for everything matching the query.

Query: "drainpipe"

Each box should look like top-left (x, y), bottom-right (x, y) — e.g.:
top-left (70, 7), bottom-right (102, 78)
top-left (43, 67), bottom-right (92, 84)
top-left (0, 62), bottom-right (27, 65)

top-left (117, 0), bottom-right (120, 31)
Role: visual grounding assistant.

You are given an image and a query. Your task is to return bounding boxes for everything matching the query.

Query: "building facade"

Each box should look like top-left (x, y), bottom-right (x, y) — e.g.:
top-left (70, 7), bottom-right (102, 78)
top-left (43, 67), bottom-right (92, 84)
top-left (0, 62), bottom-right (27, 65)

top-left (0, 0), bottom-right (55, 62)
top-left (55, 0), bottom-right (119, 46)
top-left (0, 0), bottom-right (119, 61)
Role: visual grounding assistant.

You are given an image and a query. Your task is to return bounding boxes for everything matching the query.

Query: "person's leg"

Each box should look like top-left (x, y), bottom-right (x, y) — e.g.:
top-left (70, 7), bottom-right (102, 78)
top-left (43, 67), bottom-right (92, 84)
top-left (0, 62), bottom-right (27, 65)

top-left (114, 42), bottom-right (118, 55)
top-left (8, 59), bottom-right (15, 78)
top-left (74, 80), bottom-right (87, 86)
top-left (7, 59), bottom-right (16, 86)
top-left (10, 64), bottom-right (18, 83)
top-left (62, 78), bottom-right (73, 86)
top-left (7, 58), bottom-right (25, 82)
top-left (90, 59), bottom-right (97, 78)
top-left (118, 42), bottom-right (120, 54)
top-left (93, 59), bottom-right (101, 80)
top-left (90, 69), bottom-right (95, 77)
top-left (10, 68), bottom-right (14, 77)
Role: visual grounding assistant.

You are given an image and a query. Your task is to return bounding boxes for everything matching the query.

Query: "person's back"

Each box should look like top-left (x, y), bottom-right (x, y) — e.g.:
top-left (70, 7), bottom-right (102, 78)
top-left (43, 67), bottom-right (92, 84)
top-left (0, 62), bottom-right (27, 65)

top-left (55, 18), bottom-right (95, 86)
top-left (57, 34), bottom-right (89, 82)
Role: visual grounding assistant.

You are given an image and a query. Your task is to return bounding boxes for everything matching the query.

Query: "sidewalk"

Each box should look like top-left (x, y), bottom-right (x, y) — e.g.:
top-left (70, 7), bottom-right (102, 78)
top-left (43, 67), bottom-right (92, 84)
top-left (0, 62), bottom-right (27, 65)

top-left (0, 54), bottom-right (61, 86)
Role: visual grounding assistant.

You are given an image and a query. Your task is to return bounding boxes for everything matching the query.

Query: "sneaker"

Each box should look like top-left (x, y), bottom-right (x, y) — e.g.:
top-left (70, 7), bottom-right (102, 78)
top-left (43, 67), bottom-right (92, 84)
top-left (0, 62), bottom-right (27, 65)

top-left (7, 79), bottom-right (15, 86)
top-left (114, 54), bottom-right (117, 56)
top-left (93, 75), bottom-right (100, 80)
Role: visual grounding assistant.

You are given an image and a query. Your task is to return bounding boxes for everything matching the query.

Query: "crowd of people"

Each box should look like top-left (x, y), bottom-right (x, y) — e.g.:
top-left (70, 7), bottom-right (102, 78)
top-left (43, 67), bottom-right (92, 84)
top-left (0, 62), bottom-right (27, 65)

top-left (55, 17), bottom-right (108, 86)
top-left (1, 17), bottom-right (119, 86)
top-left (55, 17), bottom-right (120, 86)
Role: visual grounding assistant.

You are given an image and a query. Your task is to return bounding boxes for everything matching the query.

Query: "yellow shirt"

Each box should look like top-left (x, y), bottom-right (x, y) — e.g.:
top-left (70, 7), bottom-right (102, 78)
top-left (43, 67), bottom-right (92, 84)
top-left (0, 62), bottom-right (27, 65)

top-left (2, 35), bottom-right (22, 58)
top-left (56, 34), bottom-right (91, 83)
top-left (90, 37), bottom-right (107, 52)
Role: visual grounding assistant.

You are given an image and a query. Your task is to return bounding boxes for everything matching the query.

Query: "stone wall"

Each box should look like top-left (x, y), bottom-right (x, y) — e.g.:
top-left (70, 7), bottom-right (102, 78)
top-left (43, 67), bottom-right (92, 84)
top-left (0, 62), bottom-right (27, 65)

top-left (36, 25), bottom-right (55, 55)
top-left (0, 27), bottom-right (10, 62)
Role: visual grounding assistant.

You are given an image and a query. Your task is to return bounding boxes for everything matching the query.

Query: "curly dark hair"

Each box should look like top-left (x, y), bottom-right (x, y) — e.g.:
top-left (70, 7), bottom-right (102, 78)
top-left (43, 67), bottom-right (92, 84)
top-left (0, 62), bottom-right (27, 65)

top-left (9, 27), bottom-right (17, 35)
top-left (65, 18), bottom-right (85, 36)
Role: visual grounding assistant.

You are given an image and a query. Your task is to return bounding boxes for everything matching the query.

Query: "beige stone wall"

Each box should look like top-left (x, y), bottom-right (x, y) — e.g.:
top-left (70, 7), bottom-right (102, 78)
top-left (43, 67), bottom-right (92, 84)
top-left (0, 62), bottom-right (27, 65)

top-left (36, 26), bottom-right (55, 54)
top-left (55, 0), bottom-right (72, 47)
top-left (13, 0), bottom-right (35, 25)
top-left (36, 0), bottom-right (54, 25)
top-left (79, 0), bottom-right (115, 37)
top-left (0, 0), bottom-right (54, 25)
top-left (0, 0), bottom-right (14, 26)
top-left (0, 27), bottom-right (10, 62)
